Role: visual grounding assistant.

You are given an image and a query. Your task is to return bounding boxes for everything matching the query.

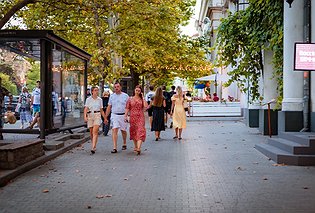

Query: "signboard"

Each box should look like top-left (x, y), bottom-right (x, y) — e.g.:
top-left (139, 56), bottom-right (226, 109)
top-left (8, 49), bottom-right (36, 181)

top-left (294, 43), bottom-right (315, 71)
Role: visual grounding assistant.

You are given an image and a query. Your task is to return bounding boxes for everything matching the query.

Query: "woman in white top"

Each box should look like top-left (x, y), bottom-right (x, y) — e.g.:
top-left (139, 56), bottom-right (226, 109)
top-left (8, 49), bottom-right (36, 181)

top-left (84, 87), bottom-right (106, 154)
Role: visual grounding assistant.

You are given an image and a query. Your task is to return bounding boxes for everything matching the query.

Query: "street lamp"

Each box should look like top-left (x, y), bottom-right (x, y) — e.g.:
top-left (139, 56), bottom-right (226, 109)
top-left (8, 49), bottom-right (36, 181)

top-left (286, 0), bottom-right (294, 8)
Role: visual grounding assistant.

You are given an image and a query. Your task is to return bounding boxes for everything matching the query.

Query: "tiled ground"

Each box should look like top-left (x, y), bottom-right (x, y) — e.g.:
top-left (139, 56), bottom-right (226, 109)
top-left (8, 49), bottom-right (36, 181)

top-left (0, 120), bottom-right (315, 213)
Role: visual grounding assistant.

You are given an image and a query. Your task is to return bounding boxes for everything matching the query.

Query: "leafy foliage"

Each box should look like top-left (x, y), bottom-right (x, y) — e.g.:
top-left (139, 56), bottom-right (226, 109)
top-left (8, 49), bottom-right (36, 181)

top-left (0, 73), bottom-right (17, 95)
top-left (26, 62), bottom-right (40, 91)
top-left (215, 0), bottom-right (283, 102)
top-left (0, 0), bottom-right (212, 87)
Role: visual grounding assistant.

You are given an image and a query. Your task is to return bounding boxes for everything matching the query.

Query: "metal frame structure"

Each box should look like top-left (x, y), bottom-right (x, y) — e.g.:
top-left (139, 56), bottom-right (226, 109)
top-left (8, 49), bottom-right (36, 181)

top-left (0, 30), bottom-right (91, 139)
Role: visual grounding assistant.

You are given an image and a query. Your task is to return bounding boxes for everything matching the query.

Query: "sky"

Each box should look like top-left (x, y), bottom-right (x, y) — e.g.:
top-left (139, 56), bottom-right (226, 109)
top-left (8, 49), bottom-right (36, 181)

top-left (180, 0), bottom-right (201, 37)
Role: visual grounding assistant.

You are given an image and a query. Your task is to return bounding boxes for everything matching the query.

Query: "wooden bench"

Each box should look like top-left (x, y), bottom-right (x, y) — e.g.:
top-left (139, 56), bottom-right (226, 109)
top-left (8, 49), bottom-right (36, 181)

top-left (0, 140), bottom-right (44, 169)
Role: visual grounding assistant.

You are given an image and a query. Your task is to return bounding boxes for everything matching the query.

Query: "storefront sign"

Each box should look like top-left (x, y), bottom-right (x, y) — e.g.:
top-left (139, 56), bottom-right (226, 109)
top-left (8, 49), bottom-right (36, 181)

top-left (294, 43), bottom-right (315, 71)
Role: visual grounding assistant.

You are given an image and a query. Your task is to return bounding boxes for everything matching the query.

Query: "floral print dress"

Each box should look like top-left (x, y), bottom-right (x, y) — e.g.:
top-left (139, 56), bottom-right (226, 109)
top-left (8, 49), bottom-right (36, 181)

top-left (126, 97), bottom-right (146, 142)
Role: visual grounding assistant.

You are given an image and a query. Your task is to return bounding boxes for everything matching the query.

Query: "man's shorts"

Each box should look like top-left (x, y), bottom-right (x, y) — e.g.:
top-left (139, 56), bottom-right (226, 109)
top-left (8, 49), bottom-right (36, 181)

top-left (111, 114), bottom-right (128, 131)
top-left (33, 104), bottom-right (40, 115)
top-left (87, 112), bottom-right (102, 128)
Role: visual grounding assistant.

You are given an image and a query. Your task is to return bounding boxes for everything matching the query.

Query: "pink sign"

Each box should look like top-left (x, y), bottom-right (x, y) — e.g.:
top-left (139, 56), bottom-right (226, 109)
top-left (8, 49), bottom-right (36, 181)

top-left (294, 43), bottom-right (315, 71)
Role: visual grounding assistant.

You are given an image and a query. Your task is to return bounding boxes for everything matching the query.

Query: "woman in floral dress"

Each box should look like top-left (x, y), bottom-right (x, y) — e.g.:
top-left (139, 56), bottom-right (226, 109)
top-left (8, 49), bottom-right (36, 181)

top-left (125, 85), bottom-right (148, 155)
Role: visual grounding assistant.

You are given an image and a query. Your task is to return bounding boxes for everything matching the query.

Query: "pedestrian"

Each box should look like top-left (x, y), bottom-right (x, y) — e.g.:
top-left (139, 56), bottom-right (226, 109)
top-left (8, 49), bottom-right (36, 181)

top-left (18, 87), bottom-right (32, 129)
top-left (150, 87), bottom-right (166, 141)
top-left (84, 87), bottom-right (106, 154)
top-left (162, 85), bottom-right (171, 128)
top-left (101, 91), bottom-right (111, 136)
top-left (124, 85), bottom-right (148, 155)
top-left (52, 87), bottom-right (59, 116)
top-left (168, 85), bottom-right (176, 128)
top-left (185, 91), bottom-right (192, 117)
top-left (145, 85), bottom-right (155, 128)
top-left (104, 82), bottom-right (129, 153)
top-left (0, 77), bottom-right (9, 140)
top-left (31, 80), bottom-right (41, 117)
top-left (171, 86), bottom-right (186, 140)
top-left (86, 88), bottom-right (91, 98)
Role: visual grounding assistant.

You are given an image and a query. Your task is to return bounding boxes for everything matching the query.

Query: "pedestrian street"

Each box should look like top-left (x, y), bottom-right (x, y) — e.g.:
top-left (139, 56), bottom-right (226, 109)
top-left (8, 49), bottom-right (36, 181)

top-left (1, 120), bottom-right (315, 213)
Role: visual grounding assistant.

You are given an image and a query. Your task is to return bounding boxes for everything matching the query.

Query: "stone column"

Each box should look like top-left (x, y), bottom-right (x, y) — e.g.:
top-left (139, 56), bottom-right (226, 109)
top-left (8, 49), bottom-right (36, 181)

top-left (259, 50), bottom-right (278, 135)
top-left (278, 0), bottom-right (304, 132)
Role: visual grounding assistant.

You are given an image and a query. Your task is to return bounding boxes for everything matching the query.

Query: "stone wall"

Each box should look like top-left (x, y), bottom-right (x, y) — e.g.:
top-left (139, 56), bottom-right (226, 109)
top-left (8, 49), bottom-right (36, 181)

top-left (0, 140), bottom-right (44, 169)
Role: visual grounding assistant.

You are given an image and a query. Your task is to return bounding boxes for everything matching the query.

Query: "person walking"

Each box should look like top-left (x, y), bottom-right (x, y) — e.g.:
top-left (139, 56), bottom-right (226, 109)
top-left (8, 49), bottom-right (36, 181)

top-left (18, 87), bottom-right (32, 129)
top-left (124, 85), bottom-right (147, 155)
top-left (104, 82), bottom-right (129, 153)
top-left (168, 85), bottom-right (176, 128)
top-left (101, 91), bottom-right (111, 136)
top-left (162, 86), bottom-right (171, 128)
top-left (171, 86), bottom-right (186, 140)
top-left (0, 77), bottom-right (9, 140)
top-left (84, 87), bottom-right (106, 154)
top-left (31, 80), bottom-right (41, 117)
top-left (145, 85), bottom-right (155, 128)
top-left (150, 87), bottom-right (166, 141)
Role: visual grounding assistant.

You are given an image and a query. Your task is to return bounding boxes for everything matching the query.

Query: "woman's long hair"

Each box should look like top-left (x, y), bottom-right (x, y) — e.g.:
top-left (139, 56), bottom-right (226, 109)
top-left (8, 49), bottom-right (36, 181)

top-left (153, 87), bottom-right (164, 107)
top-left (176, 86), bottom-right (183, 100)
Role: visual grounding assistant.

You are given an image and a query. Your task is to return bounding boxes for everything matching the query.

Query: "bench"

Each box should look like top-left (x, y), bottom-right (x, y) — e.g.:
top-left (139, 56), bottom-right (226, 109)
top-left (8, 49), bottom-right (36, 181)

top-left (0, 140), bottom-right (44, 169)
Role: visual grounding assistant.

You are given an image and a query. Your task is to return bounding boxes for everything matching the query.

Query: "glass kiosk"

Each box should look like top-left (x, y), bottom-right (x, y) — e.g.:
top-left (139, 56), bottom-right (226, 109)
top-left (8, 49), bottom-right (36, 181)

top-left (0, 30), bottom-right (91, 139)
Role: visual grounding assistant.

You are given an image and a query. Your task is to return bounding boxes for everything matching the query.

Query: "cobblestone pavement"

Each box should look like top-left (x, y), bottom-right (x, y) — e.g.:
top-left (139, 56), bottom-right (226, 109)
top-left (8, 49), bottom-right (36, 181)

top-left (1, 120), bottom-right (315, 213)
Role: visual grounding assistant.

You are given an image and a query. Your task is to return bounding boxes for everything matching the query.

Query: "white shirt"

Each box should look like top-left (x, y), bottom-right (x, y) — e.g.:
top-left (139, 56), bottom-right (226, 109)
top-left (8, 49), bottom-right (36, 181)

top-left (145, 91), bottom-right (155, 102)
top-left (32, 87), bottom-right (41, 105)
top-left (108, 92), bottom-right (129, 114)
top-left (85, 96), bottom-right (103, 112)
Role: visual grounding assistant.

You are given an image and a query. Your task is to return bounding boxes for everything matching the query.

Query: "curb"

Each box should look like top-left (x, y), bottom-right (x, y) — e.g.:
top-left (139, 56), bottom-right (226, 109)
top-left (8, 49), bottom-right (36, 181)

top-left (0, 134), bottom-right (90, 187)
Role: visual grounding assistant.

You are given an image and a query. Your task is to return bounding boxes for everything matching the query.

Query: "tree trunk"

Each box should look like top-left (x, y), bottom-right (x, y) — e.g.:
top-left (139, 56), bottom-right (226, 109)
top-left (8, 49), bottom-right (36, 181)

top-left (0, 0), bottom-right (37, 29)
top-left (130, 67), bottom-right (139, 90)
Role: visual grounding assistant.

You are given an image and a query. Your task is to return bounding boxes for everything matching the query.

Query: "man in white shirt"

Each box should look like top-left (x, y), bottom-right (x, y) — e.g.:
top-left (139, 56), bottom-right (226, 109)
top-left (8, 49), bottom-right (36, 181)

top-left (104, 82), bottom-right (129, 153)
top-left (31, 80), bottom-right (41, 117)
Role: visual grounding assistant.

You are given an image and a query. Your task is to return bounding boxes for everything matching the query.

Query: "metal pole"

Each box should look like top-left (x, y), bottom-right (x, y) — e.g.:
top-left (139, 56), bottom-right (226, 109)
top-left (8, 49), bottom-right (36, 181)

top-left (301, 0), bottom-right (311, 132)
top-left (268, 103), bottom-right (272, 138)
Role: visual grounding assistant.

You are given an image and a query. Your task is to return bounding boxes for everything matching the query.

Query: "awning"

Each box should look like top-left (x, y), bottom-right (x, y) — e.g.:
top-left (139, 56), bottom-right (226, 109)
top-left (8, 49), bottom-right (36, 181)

top-left (196, 74), bottom-right (230, 82)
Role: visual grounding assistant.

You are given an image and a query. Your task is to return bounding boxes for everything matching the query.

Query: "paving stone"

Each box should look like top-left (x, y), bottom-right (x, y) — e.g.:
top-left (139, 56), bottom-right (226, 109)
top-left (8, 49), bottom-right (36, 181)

top-left (0, 120), bottom-right (315, 212)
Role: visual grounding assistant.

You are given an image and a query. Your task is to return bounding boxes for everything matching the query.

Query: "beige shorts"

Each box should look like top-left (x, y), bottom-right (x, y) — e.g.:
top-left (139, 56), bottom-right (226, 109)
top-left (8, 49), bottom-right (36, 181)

top-left (87, 113), bottom-right (102, 128)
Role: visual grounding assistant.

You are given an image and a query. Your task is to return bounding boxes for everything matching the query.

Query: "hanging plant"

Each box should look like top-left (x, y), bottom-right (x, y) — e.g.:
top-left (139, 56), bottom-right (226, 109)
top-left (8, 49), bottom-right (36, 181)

top-left (215, 0), bottom-right (283, 103)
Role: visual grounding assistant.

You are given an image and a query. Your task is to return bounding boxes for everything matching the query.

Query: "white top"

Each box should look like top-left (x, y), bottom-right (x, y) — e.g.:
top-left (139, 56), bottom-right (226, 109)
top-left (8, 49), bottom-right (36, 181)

top-left (52, 91), bottom-right (59, 110)
top-left (32, 87), bottom-right (41, 105)
top-left (145, 91), bottom-right (155, 102)
top-left (108, 92), bottom-right (129, 114)
top-left (85, 96), bottom-right (103, 112)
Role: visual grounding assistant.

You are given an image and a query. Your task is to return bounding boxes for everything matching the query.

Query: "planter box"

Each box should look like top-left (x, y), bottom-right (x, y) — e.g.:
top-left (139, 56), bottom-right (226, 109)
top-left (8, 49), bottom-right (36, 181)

top-left (0, 140), bottom-right (44, 169)
top-left (191, 101), bottom-right (241, 117)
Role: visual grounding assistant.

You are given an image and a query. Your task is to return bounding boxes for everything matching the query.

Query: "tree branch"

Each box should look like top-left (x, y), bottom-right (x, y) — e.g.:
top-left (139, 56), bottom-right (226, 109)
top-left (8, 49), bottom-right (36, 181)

top-left (0, 0), bottom-right (37, 29)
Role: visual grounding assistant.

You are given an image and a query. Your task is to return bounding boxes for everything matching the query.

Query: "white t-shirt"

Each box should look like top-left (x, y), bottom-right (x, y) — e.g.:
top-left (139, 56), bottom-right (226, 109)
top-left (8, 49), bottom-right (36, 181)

top-left (145, 91), bottom-right (155, 102)
top-left (108, 92), bottom-right (129, 114)
top-left (32, 87), bottom-right (41, 105)
top-left (85, 96), bottom-right (103, 112)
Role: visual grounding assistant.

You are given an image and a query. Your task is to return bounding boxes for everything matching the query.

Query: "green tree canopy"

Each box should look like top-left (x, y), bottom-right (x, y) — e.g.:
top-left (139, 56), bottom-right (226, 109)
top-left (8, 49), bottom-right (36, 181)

top-left (1, 0), bottom-right (212, 87)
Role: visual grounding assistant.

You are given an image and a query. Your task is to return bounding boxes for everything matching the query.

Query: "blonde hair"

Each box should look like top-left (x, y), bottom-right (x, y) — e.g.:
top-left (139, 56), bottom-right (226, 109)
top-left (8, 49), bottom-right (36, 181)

top-left (103, 91), bottom-right (110, 97)
top-left (153, 87), bottom-right (164, 107)
top-left (176, 86), bottom-right (183, 100)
